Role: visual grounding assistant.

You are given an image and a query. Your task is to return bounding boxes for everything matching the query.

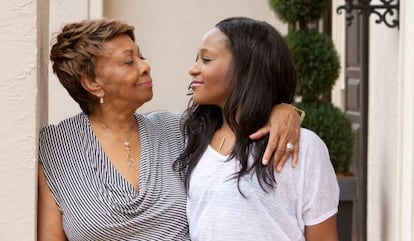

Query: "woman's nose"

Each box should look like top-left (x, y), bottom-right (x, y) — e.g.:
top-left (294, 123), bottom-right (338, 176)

top-left (138, 59), bottom-right (151, 76)
top-left (188, 62), bottom-right (200, 76)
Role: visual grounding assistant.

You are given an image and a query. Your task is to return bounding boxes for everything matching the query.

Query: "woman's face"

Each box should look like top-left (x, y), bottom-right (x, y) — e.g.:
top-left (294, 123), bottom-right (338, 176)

top-left (94, 34), bottom-right (153, 110)
top-left (189, 28), bottom-right (232, 108)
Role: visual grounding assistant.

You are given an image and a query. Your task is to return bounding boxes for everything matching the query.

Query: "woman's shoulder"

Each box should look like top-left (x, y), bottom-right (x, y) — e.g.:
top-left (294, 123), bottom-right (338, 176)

top-left (142, 110), bottom-right (182, 120)
top-left (38, 113), bottom-right (88, 166)
top-left (138, 111), bottom-right (182, 127)
top-left (299, 128), bottom-right (328, 151)
top-left (297, 128), bottom-right (333, 171)
top-left (136, 111), bottom-right (185, 147)
top-left (40, 112), bottom-right (86, 139)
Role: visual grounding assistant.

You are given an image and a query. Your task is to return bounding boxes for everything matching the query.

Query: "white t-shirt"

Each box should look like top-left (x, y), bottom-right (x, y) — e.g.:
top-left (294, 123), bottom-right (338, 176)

top-left (187, 128), bottom-right (339, 241)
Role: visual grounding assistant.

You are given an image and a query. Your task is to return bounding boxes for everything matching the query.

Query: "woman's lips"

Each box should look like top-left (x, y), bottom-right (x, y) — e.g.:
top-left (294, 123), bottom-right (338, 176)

top-left (137, 80), bottom-right (153, 87)
top-left (191, 80), bottom-right (203, 88)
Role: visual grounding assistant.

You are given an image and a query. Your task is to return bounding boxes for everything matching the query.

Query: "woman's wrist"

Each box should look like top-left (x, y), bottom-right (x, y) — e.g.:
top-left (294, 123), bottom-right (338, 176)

top-left (281, 103), bottom-right (305, 124)
top-left (292, 105), bottom-right (305, 124)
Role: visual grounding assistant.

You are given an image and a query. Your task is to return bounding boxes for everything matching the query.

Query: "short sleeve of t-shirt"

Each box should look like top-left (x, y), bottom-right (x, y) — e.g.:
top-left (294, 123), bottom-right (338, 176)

top-left (298, 129), bottom-right (340, 226)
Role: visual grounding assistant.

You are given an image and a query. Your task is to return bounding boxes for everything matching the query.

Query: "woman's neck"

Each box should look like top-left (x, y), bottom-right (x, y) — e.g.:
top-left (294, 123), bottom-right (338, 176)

top-left (88, 109), bottom-right (137, 133)
top-left (219, 121), bottom-right (233, 134)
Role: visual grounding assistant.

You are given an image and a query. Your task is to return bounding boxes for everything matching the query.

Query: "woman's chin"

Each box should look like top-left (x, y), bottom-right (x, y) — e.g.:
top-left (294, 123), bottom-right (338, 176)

top-left (143, 94), bottom-right (153, 104)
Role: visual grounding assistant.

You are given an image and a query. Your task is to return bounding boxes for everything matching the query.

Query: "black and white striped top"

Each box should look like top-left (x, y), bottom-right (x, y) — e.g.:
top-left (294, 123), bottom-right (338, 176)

top-left (39, 111), bottom-right (189, 241)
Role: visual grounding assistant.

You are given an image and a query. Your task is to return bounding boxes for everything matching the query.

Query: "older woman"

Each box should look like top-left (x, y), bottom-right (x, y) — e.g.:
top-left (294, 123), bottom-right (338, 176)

top-left (37, 18), bottom-right (301, 240)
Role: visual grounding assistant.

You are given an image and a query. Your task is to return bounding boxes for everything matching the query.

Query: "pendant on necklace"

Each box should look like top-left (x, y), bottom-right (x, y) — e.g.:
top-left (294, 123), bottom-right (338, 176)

top-left (123, 141), bottom-right (139, 170)
top-left (219, 137), bottom-right (226, 150)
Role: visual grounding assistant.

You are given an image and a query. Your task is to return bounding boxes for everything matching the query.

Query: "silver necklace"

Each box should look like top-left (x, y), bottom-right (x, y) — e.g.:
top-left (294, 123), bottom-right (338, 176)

top-left (93, 118), bottom-right (139, 170)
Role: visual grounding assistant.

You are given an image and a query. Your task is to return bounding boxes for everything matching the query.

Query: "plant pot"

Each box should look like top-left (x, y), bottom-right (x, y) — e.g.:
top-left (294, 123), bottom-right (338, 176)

top-left (337, 175), bottom-right (358, 241)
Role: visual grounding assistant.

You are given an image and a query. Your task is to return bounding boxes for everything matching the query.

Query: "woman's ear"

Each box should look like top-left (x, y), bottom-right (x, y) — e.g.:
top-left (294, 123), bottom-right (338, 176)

top-left (80, 75), bottom-right (103, 97)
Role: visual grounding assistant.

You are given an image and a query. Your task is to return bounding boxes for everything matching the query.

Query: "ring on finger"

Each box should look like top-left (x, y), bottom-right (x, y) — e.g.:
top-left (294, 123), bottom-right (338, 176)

top-left (286, 142), bottom-right (294, 151)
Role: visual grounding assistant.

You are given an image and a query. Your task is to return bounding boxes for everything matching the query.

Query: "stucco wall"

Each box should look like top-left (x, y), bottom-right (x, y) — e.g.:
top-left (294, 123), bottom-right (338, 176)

top-left (103, 0), bottom-right (287, 114)
top-left (0, 0), bottom-right (47, 240)
top-left (0, 1), bottom-right (99, 240)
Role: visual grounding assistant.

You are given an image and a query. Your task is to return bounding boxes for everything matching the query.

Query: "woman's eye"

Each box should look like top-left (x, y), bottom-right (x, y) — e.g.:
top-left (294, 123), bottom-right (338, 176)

top-left (125, 60), bottom-right (135, 65)
top-left (202, 58), bottom-right (211, 63)
top-left (139, 55), bottom-right (146, 60)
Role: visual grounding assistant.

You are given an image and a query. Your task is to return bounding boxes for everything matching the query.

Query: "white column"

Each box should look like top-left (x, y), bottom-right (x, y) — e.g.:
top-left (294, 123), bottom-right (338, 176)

top-left (367, 1), bottom-right (400, 240)
top-left (397, 0), bottom-right (414, 240)
top-left (89, 0), bottom-right (103, 18)
top-left (331, 0), bottom-right (346, 110)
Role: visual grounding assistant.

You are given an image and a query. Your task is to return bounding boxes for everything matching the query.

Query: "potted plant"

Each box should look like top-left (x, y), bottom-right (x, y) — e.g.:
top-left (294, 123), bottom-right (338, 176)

top-left (269, 0), bottom-right (357, 240)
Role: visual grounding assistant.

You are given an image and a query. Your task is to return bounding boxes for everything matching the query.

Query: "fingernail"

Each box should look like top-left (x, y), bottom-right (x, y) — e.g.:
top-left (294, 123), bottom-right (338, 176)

top-left (277, 165), bottom-right (282, 172)
top-left (262, 158), bottom-right (268, 165)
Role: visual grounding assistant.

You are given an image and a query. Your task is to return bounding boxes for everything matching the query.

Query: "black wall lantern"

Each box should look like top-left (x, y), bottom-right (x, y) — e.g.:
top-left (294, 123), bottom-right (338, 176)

top-left (337, 0), bottom-right (399, 28)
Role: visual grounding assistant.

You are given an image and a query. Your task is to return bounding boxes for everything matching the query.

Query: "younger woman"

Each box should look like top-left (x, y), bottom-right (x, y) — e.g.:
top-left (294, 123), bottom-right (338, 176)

top-left (175, 17), bottom-right (339, 241)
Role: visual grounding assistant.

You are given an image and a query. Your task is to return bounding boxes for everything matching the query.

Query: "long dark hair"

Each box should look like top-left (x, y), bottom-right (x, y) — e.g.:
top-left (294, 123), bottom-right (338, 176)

top-left (174, 17), bottom-right (297, 194)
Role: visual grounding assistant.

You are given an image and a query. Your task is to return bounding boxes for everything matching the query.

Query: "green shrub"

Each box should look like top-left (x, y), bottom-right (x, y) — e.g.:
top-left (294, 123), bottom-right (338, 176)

top-left (296, 100), bottom-right (354, 173)
top-left (269, 0), bottom-right (354, 174)
top-left (269, 0), bottom-right (328, 26)
top-left (286, 29), bottom-right (340, 100)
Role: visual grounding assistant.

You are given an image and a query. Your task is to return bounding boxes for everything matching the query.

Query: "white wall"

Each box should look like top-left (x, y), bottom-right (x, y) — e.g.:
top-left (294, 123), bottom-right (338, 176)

top-left (0, 0), bottom-right (48, 240)
top-left (103, 0), bottom-right (287, 114)
top-left (396, 0), bottom-right (414, 240)
top-left (367, 21), bottom-right (399, 240)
